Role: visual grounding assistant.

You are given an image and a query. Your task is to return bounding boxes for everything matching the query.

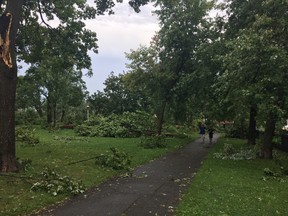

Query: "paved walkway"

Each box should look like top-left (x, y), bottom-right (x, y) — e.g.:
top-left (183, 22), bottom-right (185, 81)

top-left (38, 134), bottom-right (219, 216)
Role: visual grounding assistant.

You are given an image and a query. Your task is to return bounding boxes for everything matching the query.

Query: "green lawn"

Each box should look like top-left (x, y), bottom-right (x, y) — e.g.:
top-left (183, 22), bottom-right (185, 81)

top-left (176, 137), bottom-right (288, 216)
top-left (0, 128), bottom-right (195, 216)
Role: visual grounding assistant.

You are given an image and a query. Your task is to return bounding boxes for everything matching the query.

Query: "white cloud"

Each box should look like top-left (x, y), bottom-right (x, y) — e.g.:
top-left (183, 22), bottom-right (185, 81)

top-left (19, 1), bottom-right (159, 94)
top-left (84, 1), bottom-right (160, 93)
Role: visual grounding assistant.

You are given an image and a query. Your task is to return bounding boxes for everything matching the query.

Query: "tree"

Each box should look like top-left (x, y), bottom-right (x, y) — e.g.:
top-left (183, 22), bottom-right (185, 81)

top-left (25, 57), bottom-right (88, 126)
top-left (0, 0), bottom-right (23, 172)
top-left (154, 0), bottom-right (214, 130)
top-left (88, 72), bottom-right (147, 116)
top-left (16, 75), bottom-right (44, 117)
top-left (220, 0), bottom-right (288, 158)
top-left (126, 44), bottom-right (172, 135)
top-left (103, 72), bottom-right (141, 114)
top-left (88, 91), bottom-right (110, 115)
top-left (0, 0), bottom-right (157, 172)
top-left (125, 0), bottom-right (216, 134)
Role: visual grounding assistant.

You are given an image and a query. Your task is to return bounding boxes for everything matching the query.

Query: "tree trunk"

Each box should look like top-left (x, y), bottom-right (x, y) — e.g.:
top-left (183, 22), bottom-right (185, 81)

top-left (35, 105), bottom-right (43, 118)
top-left (53, 102), bottom-right (56, 127)
top-left (0, 64), bottom-right (17, 172)
top-left (247, 106), bottom-right (257, 145)
top-left (0, 0), bottom-right (23, 172)
top-left (47, 98), bottom-right (52, 126)
top-left (156, 100), bottom-right (167, 136)
top-left (60, 108), bottom-right (65, 123)
top-left (261, 112), bottom-right (276, 159)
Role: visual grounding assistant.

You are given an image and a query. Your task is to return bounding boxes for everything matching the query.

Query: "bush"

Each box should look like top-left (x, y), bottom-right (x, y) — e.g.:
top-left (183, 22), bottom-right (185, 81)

top-left (95, 147), bottom-right (132, 170)
top-left (15, 126), bottom-right (40, 145)
top-left (76, 112), bottom-right (155, 138)
top-left (15, 109), bottom-right (41, 126)
top-left (74, 125), bottom-right (95, 137)
top-left (139, 135), bottom-right (167, 149)
top-left (224, 125), bottom-right (247, 139)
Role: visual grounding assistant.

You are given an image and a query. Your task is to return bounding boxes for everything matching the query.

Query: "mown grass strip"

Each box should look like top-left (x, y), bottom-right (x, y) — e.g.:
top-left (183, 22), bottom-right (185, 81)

top-left (176, 137), bottom-right (288, 216)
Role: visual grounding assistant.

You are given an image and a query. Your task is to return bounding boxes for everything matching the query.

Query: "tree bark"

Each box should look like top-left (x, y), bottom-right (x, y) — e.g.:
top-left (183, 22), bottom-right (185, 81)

top-left (53, 102), bottom-right (56, 127)
top-left (47, 99), bottom-right (52, 125)
top-left (247, 106), bottom-right (257, 145)
top-left (0, 0), bottom-right (23, 172)
top-left (60, 108), bottom-right (65, 123)
top-left (156, 100), bottom-right (167, 136)
top-left (261, 112), bottom-right (276, 159)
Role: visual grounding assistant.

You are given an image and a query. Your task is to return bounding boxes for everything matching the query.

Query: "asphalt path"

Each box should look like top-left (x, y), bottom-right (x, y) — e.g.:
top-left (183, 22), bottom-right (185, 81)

top-left (37, 134), bottom-right (219, 216)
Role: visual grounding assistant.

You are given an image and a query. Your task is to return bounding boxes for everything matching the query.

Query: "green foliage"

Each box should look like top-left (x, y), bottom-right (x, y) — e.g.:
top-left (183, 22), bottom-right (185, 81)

top-left (95, 147), bottom-right (132, 171)
top-left (15, 109), bottom-right (41, 126)
top-left (163, 125), bottom-right (191, 138)
top-left (222, 143), bottom-right (237, 155)
top-left (74, 124), bottom-right (95, 137)
top-left (121, 111), bottom-right (155, 133)
top-left (139, 135), bottom-right (167, 149)
top-left (263, 151), bottom-right (288, 181)
top-left (76, 112), bottom-right (155, 138)
top-left (218, 0), bottom-right (288, 151)
top-left (88, 72), bottom-right (147, 116)
top-left (17, 158), bottom-right (32, 172)
top-left (224, 125), bottom-right (248, 139)
top-left (213, 143), bottom-right (257, 160)
top-left (15, 127), bottom-right (40, 145)
top-left (30, 168), bottom-right (85, 196)
top-left (93, 114), bottom-right (130, 138)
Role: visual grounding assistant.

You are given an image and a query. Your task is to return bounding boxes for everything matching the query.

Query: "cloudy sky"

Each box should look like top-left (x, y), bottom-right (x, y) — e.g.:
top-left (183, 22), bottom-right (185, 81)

top-left (84, 1), bottom-right (160, 94)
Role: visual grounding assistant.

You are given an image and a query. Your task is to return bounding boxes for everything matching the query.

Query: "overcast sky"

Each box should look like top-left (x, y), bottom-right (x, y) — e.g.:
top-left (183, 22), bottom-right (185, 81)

top-left (84, 1), bottom-right (160, 94)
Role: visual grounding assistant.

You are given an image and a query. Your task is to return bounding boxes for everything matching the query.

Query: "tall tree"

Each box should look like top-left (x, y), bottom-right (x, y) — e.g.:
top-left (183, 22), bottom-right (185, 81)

top-left (0, 0), bottom-right (23, 172)
top-left (16, 75), bottom-right (44, 117)
top-left (0, 0), bottom-right (156, 172)
top-left (155, 0), bottom-right (214, 129)
top-left (125, 44), bottom-right (170, 135)
top-left (221, 0), bottom-right (288, 158)
top-left (126, 0), bottom-right (215, 134)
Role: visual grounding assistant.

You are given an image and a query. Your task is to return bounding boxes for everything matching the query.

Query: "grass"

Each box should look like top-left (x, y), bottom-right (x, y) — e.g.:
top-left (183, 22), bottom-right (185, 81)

top-left (0, 127), bottom-right (196, 216)
top-left (176, 137), bottom-right (288, 216)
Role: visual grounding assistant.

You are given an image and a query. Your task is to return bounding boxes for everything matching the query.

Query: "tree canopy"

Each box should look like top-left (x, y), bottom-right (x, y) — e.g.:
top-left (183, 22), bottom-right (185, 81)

top-left (1, 0), bottom-right (287, 172)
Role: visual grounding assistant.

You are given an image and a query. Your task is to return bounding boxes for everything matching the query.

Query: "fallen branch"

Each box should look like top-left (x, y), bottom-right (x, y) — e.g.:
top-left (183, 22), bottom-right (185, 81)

top-left (66, 157), bottom-right (98, 166)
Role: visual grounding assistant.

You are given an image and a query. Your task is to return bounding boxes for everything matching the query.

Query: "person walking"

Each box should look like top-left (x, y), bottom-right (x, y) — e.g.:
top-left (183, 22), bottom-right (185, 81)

top-left (199, 124), bottom-right (206, 144)
top-left (208, 128), bottom-right (214, 145)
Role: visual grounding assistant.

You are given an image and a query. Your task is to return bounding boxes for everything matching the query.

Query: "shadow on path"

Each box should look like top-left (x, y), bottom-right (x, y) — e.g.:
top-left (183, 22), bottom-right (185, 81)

top-left (37, 134), bottom-right (220, 216)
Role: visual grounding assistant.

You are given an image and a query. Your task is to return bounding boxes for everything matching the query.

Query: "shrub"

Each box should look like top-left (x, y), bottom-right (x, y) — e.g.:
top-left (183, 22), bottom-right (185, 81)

top-left (95, 147), bottom-right (132, 170)
top-left (222, 143), bottom-right (237, 155)
top-left (15, 109), bottom-right (41, 125)
top-left (78, 112), bottom-right (155, 138)
top-left (224, 125), bottom-right (248, 139)
top-left (74, 125), bottom-right (95, 137)
top-left (15, 126), bottom-right (40, 145)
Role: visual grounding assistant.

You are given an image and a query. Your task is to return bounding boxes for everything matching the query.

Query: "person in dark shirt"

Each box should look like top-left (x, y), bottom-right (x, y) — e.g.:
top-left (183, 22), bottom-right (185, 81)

top-left (199, 124), bottom-right (206, 144)
top-left (208, 128), bottom-right (214, 145)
